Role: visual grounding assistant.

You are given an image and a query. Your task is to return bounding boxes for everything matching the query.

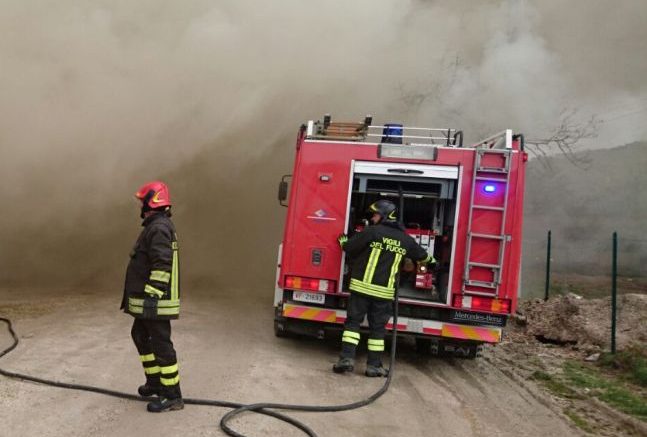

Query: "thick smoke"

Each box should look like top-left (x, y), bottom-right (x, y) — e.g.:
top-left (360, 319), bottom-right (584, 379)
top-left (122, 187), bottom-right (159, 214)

top-left (1, 0), bottom-right (645, 290)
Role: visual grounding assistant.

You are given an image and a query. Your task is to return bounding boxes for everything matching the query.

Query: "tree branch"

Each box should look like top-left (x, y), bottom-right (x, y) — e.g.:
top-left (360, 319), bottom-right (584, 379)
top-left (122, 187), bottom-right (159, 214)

top-left (526, 109), bottom-right (600, 169)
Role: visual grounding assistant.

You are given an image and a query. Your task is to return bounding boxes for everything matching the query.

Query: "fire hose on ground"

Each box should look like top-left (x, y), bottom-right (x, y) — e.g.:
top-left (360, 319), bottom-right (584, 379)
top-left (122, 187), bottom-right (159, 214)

top-left (0, 292), bottom-right (401, 437)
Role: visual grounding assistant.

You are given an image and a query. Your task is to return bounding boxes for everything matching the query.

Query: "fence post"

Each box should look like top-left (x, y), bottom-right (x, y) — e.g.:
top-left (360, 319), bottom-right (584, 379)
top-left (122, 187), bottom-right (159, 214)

top-left (544, 230), bottom-right (551, 301)
top-left (611, 231), bottom-right (617, 354)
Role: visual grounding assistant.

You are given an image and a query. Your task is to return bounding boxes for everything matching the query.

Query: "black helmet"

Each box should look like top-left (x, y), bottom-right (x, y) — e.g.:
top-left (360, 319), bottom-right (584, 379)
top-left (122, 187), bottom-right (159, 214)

top-left (368, 199), bottom-right (397, 222)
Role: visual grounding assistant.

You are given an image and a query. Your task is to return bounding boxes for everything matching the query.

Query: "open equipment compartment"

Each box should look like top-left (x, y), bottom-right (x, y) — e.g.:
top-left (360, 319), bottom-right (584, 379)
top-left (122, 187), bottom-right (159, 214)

top-left (343, 161), bottom-right (459, 304)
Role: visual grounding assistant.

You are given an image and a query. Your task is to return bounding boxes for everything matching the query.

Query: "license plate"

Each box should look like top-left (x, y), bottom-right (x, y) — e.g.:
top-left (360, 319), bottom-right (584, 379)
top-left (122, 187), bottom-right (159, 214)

top-left (293, 291), bottom-right (326, 305)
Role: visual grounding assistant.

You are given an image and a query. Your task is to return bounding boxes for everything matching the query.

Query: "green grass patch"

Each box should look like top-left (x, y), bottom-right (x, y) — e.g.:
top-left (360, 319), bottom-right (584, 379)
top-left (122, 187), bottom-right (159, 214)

top-left (564, 409), bottom-right (594, 434)
top-left (563, 360), bottom-right (647, 420)
top-left (599, 387), bottom-right (647, 419)
top-left (599, 345), bottom-right (647, 387)
top-left (532, 370), bottom-right (551, 381)
top-left (564, 362), bottom-right (607, 389)
top-left (531, 370), bottom-right (581, 399)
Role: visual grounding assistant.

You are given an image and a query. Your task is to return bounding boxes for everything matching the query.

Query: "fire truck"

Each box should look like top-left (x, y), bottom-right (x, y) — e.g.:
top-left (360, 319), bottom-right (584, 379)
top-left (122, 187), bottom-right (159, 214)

top-left (274, 114), bottom-right (527, 358)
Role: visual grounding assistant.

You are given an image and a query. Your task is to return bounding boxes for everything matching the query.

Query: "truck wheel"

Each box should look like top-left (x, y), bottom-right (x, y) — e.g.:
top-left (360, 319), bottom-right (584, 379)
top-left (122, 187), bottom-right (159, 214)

top-left (415, 338), bottom-right (432, 355)
top-left (454, 343), bottom-right (481, 359)
top-left (438, 341), bottom-right (482, 359)
top-left (274, 319), bottom-right (291, 338)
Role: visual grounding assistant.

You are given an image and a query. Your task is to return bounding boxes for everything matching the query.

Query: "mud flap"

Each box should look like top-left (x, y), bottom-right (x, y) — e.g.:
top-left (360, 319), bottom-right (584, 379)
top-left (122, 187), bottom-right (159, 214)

top-left (274, 317), bottom-right (291, 338)
top-left (415, 337), bottom-right (482, 359)
top-left (441, 341), bottom-right (482, 359)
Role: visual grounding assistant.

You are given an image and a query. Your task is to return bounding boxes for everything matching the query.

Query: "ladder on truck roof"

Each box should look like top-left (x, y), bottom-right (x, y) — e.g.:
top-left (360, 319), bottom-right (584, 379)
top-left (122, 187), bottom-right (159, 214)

top-left (462, 135), bottom-right (513, 297)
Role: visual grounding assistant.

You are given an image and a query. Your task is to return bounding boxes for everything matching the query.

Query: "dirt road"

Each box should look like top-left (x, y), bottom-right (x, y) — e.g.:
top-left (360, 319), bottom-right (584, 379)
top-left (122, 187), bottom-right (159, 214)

top-left (0, 287), bottom-right (580, 437)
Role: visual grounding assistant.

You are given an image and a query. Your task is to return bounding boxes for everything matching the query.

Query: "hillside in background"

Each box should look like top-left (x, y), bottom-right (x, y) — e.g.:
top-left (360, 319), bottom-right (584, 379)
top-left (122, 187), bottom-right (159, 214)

top-left (522, 141), bottom-right (647, 294)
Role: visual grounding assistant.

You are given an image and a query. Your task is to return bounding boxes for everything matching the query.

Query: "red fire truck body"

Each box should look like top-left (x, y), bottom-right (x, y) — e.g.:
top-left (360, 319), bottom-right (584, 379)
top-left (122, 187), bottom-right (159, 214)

top-left (274, 116), bottom-right (527, 356)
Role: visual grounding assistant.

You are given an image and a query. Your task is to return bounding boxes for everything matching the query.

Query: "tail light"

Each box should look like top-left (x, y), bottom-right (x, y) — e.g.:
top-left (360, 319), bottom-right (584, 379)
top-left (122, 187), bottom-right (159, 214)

top-left (453, 295), bottom-right (511, 314)
top-left (285, 276), bottom-right (336, 293)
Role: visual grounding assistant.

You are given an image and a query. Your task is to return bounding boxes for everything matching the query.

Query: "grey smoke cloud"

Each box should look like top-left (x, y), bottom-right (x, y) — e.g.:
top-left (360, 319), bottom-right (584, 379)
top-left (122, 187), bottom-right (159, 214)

top-left (0, 0), bottom-right (645, 286)
top-left (1, 1), bottom-right (404, 221)
top-left (394, 0), bottom-right (647, 146)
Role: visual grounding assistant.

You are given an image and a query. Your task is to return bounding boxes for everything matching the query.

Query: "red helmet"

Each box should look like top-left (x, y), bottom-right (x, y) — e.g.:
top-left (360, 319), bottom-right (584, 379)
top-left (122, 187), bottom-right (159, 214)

top-left (135, 181), bottom-right (171, 209)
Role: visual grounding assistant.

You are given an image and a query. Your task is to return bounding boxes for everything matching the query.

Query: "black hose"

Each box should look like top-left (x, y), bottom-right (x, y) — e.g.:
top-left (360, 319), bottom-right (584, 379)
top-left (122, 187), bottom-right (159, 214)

top-left (0, 297), bottom-right (399, 437)
top-left (219, 297), bottom-right (399, 435)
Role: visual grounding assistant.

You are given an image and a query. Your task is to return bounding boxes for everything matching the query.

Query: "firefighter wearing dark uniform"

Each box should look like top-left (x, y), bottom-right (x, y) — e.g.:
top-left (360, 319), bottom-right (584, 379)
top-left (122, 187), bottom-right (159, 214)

top-left (122, 181), bottom-right (183, 412)
top-left (333, 200), bottom-right (434, 377)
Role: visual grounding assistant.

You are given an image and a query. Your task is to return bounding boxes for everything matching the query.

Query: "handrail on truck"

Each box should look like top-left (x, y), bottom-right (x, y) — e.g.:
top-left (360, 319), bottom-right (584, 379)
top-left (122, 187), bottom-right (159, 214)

top-left (472, 129), bottom-right (514, 150)
top-left (305, 114), bottom-right (463, 146)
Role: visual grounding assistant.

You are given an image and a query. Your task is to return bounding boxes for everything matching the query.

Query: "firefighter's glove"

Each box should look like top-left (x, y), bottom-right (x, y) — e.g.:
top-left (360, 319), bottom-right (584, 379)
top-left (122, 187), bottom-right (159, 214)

top-left (420, 255), bottom-right (437, 266)
top-left (337, 233), bottom-right (348, 247)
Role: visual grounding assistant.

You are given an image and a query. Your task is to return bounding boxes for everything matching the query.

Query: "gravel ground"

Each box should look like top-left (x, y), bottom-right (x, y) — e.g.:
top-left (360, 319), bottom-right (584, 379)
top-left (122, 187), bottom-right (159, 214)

top-left (0, 287), bottom-right (581, 437)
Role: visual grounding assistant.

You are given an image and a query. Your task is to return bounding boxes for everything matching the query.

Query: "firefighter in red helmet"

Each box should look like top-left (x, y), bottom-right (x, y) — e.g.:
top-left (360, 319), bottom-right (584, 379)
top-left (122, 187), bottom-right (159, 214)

top-left (333, 199), bottom-right (434, 377)
top-left (121, 181), bottom-right (183, 412)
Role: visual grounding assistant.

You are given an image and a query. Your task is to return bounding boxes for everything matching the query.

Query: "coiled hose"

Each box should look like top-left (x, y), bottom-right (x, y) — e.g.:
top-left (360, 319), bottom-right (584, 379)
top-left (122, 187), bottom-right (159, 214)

top-left (0, 296), bottom-right (399, 437)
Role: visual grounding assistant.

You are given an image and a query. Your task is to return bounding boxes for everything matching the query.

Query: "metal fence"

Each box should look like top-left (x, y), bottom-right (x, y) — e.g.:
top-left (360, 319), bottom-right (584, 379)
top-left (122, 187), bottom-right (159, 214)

top-left (521, 230), bottom-right (647, 300)
top-left (521, 231), bottom-right (647, 353)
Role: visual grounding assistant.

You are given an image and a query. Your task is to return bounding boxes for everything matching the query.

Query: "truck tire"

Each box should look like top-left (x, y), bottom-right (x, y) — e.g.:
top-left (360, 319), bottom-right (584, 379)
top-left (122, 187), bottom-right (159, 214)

top-left (459, 344), bottom-right (478, 359)
top-left (452, 343), bottom-right (481, 359)
top-left (436, 341), bottom-right (482, 359)
top-left (415, 337), bottom-right (432, 355)
top-left (274, 319), bottom-right (291, 338)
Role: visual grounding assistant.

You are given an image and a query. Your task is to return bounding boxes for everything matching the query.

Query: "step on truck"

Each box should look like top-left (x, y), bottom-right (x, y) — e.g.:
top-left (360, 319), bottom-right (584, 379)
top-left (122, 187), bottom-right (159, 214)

top-left (274, 114), bottom-right (527, 358)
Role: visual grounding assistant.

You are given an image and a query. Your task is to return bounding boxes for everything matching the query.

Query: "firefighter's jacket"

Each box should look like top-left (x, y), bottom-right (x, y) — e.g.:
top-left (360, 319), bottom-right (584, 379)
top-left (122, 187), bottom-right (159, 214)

top-left (122, 211), bottom-right (180, 320)
top-left (343, 222), bottom-right (432, 300)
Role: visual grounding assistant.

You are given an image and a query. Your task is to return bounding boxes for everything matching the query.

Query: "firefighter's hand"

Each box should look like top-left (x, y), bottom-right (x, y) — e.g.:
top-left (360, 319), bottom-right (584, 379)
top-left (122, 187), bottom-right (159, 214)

top-left (337, 233), bottom-right (348, 247)
top-left (418, 255), bottom-right (437, 266)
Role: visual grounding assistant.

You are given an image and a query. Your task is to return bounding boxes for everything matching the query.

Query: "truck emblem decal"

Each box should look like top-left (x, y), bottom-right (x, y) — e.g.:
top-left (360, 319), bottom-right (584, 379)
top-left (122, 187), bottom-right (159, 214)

top-left (307, 209), bottom-right (337, 222)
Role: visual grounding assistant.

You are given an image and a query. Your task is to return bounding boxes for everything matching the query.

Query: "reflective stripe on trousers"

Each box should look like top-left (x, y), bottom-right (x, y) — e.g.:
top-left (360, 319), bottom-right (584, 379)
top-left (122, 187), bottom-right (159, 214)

top-left (367, 338), bottom-right (385, 352)
top-left (140, 353), bottom-right (160, 376)
top-left (160, 363), bottom-right (180, 386)
top-left (342, 330), bottom-right (360, 345)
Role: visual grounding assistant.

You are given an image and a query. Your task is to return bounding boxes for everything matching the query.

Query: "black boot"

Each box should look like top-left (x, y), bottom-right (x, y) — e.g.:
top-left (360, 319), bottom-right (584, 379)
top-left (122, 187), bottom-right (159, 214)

top-left (138, 383), bottom-right (161, 397)
top-left (147, 397), bottom-right (184, 413)
top-left (332, 357), bottom-right (355, 374)
top-left (365, 364), bottom-right (389, 377)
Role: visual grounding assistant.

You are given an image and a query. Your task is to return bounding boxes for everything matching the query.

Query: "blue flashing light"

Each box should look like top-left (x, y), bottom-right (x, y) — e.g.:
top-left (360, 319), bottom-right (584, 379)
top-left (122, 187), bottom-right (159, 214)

top-left (382, 123), bottom-right (403, 144)
top-left (483, 184), bottom-right (496, 193)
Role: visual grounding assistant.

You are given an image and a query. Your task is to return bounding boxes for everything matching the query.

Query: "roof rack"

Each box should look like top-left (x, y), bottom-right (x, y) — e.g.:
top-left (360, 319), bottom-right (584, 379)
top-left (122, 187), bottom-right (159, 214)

top-left (305, 114), bottom-right (463, 147)
top-left (367, 125), bottom-right (462, 147)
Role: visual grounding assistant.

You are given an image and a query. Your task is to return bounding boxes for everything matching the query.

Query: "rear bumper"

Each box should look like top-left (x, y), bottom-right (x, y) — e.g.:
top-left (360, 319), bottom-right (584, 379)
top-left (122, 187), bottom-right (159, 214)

top-left (279, 302), bottom-right (502, 344)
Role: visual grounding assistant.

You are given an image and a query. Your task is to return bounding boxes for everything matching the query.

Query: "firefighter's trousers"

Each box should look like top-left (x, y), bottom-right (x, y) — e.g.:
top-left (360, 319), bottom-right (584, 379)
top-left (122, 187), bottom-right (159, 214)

top-left (340, 292), bottom-right (393, 366)
top-left (131, 319), bottom-right (182, 399)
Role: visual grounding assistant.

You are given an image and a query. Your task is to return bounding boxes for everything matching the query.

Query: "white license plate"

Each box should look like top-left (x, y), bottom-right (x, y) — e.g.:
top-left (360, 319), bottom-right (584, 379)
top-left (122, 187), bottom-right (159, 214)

top-left (293, 291), bottom-right (326, 305)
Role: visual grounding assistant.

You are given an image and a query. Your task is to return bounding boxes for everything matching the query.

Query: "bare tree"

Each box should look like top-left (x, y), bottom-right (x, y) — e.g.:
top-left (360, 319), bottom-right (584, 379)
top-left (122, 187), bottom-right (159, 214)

top-left (394, 55), bottom-right (601, 169)
top-left (525, 109), bottom-right (601, 170)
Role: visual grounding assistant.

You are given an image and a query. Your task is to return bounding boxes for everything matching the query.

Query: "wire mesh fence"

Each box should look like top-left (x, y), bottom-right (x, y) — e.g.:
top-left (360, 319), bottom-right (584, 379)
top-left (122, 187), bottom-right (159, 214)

top-left (521, 231), bottom-right (647, 300)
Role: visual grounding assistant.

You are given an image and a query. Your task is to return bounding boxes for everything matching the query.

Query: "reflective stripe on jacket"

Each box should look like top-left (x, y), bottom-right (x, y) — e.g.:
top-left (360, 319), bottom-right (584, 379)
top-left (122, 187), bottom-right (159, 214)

top-left (344, 222), bottom-right (430, 300)
top-left (121, 211), bottom-right (180, 320)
